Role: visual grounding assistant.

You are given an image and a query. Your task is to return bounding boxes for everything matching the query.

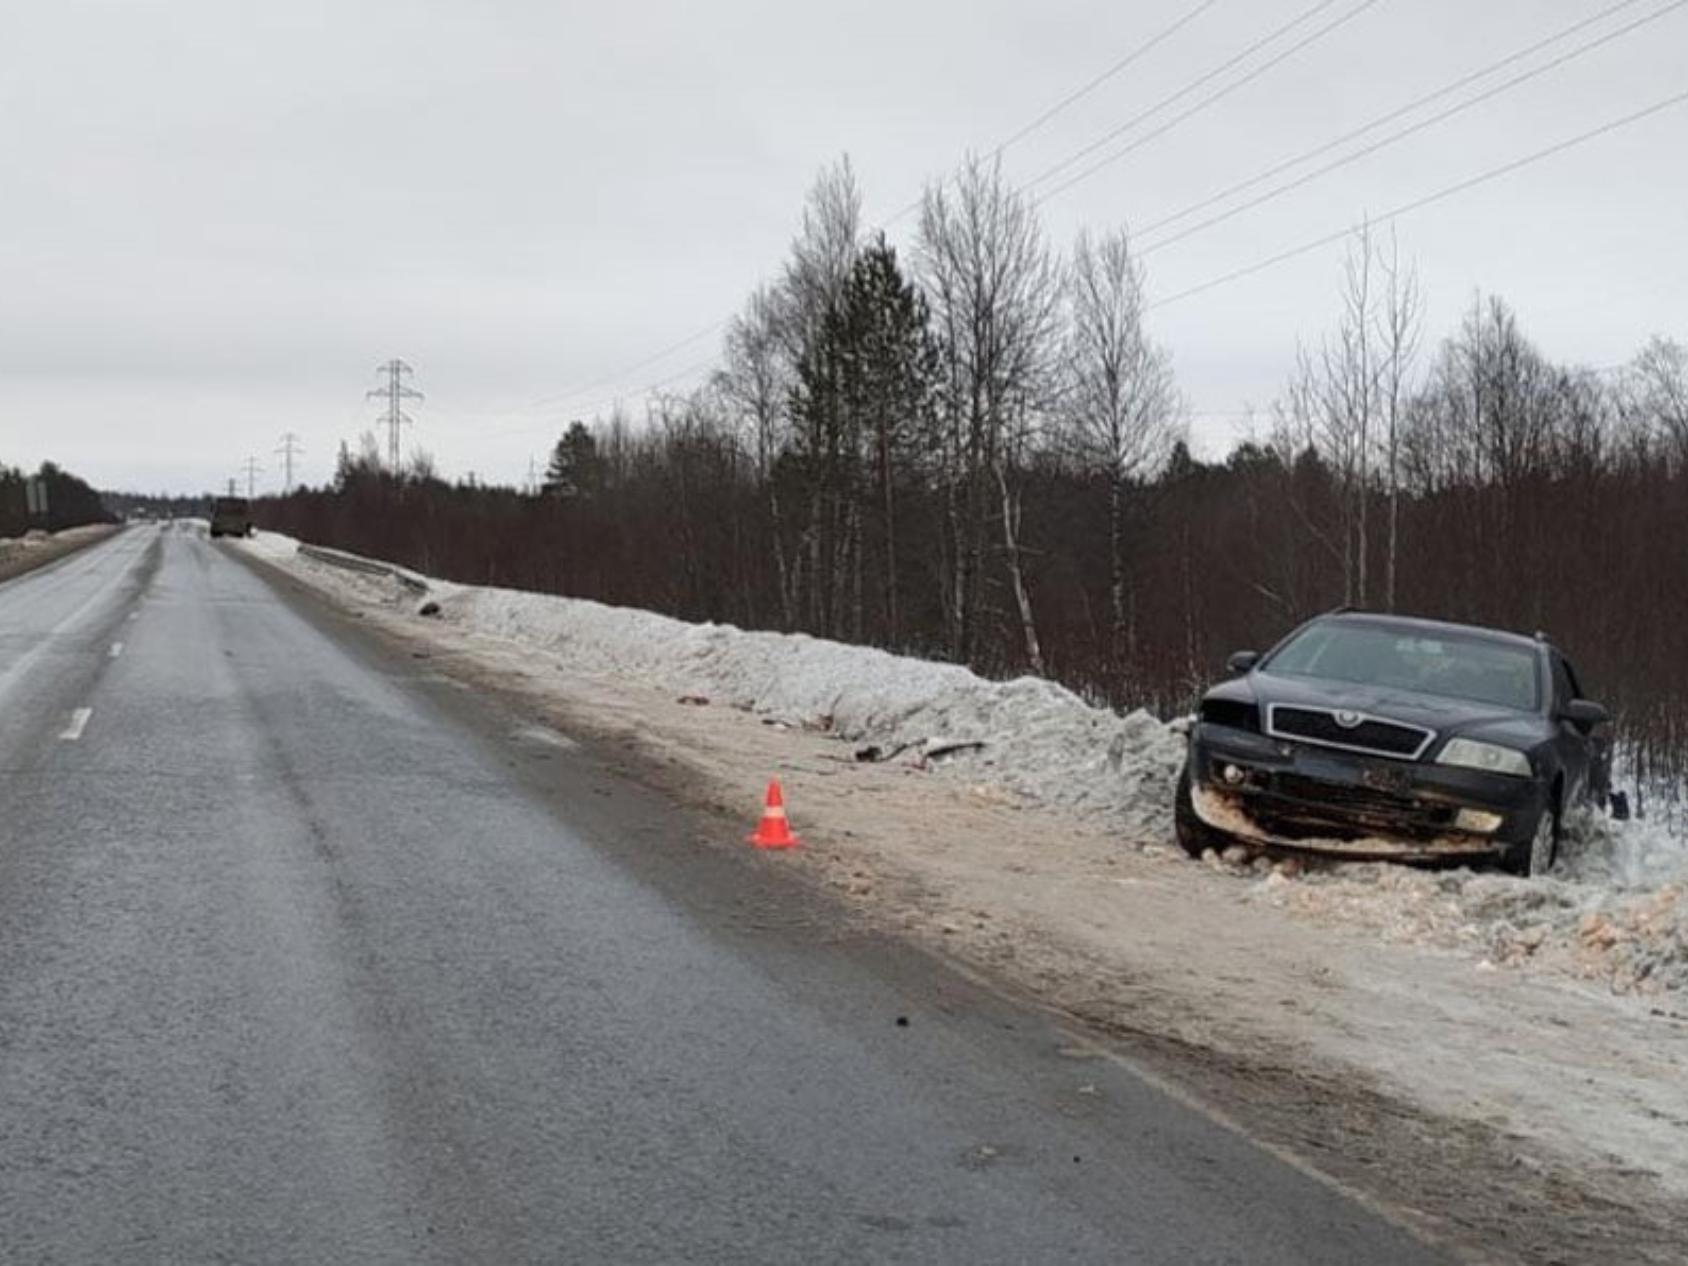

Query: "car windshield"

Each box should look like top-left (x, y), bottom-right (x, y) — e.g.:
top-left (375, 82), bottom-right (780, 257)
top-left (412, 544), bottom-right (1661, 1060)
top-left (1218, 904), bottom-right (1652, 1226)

top-left (1264, 623), bottom-right (1540, 711)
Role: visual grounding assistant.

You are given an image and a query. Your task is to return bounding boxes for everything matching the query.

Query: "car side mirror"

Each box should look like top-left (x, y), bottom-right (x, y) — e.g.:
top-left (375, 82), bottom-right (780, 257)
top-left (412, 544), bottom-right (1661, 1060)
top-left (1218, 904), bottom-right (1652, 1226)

top-left (1226, 650), bottom-right (1260, 675)
top-left (1563, 699), bottom-right (1609, 731)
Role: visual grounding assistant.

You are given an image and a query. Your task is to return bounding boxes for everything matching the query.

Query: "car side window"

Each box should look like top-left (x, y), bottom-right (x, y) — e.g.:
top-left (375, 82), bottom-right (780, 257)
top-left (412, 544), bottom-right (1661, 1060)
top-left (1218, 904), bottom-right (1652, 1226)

top-left (1562, 656), bottom-right (1587, 701)
top-left (1550, 655), bottom-right (1576, 711)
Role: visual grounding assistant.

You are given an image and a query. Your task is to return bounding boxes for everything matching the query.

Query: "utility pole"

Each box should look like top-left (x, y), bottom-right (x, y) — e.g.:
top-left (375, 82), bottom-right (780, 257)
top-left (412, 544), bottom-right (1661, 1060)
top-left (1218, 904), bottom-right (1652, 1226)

top-left (367, 359), bottom-right (423, 473)
top-left (241, 457), bottom-right (263, 500)
top-left (276, 432), bottom-right (304, 493)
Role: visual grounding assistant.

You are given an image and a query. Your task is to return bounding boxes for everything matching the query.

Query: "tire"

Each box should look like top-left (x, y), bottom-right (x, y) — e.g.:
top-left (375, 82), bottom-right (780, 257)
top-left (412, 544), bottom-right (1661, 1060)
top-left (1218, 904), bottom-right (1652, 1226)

top-left (1502, 803), bottom-right (1559, 877)
top-left (1174, 763), bottom-right (1228, 859)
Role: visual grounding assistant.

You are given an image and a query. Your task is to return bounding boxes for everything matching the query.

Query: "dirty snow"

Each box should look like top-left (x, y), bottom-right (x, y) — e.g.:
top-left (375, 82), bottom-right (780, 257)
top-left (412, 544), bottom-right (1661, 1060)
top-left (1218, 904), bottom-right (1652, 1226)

top-left (1257, 812), bottom-right (1688, 995)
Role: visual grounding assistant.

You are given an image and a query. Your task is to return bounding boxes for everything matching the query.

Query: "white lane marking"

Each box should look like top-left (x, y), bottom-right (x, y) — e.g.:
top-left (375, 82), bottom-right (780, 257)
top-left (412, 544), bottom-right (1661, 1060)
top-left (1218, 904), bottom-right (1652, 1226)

top-left (0, 534), bottom-right (147, 708)
top-left (109, 642), bottom-right (124, 659)
top-left (59, 707), bottom-right (92, 742)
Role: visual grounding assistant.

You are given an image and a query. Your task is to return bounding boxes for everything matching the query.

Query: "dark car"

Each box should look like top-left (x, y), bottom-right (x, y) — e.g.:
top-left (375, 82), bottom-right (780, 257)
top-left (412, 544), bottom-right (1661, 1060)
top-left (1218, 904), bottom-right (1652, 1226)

top-left (209, 496), bottom-right (252, 539)
top-left (1175, 612), bottom-right (1611, 876)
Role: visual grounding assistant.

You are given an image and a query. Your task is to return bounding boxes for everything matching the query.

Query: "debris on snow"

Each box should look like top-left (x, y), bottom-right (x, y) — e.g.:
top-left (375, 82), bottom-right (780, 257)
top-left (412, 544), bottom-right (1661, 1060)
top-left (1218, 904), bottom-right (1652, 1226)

top-left (1254, 814), bottom-right (1688, 995)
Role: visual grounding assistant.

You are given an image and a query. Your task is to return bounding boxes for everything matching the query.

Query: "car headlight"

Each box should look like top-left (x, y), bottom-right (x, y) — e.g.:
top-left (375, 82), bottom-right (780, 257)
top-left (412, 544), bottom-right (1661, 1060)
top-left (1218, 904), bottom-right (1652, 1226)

top-left (1436, 738), bottom-right (1531, 778)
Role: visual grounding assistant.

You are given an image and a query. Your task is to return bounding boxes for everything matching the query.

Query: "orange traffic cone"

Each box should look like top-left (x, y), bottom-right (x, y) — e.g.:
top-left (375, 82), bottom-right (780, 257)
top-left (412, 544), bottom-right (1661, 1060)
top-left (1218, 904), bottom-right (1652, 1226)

top-left (748, 779), bottom-right (800, 849)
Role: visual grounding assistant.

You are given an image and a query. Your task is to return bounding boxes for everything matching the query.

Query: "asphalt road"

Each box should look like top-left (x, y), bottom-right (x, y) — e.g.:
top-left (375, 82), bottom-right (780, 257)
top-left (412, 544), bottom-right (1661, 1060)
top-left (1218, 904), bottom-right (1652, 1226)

top-left (0, 525), bottom-right (1447, 1264)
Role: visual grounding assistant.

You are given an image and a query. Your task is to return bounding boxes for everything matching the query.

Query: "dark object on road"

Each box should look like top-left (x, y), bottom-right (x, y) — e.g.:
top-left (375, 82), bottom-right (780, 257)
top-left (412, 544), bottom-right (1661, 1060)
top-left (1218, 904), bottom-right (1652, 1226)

top-left (417, 600), bottom-right (441, 617)
top-left (1610, 789), bottom-right (1630, 821)
top-left (1176, 611), bottom-right (1612, 876)
top-left (208, 497), bottom-right (253, 539)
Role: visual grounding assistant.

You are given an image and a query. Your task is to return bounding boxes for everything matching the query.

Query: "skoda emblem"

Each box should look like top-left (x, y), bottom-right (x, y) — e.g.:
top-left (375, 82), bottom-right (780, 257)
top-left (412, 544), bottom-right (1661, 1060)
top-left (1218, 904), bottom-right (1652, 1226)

top-left (1334, 710), bottom-right (1363, 729)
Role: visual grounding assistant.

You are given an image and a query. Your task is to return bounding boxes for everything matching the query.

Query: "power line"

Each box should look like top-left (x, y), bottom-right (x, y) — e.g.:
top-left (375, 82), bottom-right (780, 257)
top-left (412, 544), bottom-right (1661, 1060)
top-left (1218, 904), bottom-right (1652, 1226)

top-left (1030, 0), bottom-right (1388, 205)
top-left (367, 359), bottom-right (423, 471)
top-left (1143, 86), bottom-right (1688, 314)
top-left (997, 0), bottom-right (1224, 156)
top-left (276, 432), bottom-right (304, 493)
top-left (875, 0), bottom-right (1223, 229)
top-left (479, 4), bottom-right (1230, 427)
top-left (1133, 0), bottom-right (1655, 242)
top-left (240, 457), bottom-right (263, 500)
top-left (563, 2), bottom-right (1383, 422)
top-left (1135, 0), bottom-right (1687, 258)
top-left (1023, 0), bottom-right (1354, 194)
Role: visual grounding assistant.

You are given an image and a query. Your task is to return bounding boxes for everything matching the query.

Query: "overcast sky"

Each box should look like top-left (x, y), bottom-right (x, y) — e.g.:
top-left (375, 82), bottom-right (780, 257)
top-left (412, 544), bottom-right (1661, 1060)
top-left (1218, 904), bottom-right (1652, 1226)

top-left (2, 0), bottom-right (1683, 494)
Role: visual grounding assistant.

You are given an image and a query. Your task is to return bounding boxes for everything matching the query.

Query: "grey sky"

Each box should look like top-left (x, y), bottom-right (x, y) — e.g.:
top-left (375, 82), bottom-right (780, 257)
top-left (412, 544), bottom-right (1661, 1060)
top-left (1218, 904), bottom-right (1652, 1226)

top-left (2, 0), bottom-right (1683, 494)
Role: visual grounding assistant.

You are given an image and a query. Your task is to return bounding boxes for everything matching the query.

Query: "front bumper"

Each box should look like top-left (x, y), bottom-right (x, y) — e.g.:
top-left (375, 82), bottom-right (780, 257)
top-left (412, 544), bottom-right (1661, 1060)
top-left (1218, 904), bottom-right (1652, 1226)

top-left (1189, 721), bottom-right (1547, 862)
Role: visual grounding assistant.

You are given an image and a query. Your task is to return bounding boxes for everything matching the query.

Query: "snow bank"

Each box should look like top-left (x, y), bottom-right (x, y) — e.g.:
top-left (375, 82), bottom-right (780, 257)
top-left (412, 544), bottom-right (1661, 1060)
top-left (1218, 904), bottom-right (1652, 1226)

top-left (249, 532), bottom-right (1184, 836)
top-left (448, 584), bottom-right (1185, 838)
top-left (243, 529), bottom-right (301, 563)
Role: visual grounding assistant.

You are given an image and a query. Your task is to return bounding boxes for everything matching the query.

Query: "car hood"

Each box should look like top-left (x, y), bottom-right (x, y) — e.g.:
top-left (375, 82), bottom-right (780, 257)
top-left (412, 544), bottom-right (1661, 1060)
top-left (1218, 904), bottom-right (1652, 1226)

top-left (1231, 671), bottom-right (1552, 748)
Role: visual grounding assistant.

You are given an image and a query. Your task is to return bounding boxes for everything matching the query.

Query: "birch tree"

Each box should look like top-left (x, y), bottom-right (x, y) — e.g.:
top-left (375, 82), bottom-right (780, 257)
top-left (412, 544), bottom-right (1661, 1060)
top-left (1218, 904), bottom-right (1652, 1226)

top-left (1372, 231), bottom-right (1422, 610)
top-left (1061, 226), bottom-right (1181, 668)
top-left (916, 155), bottom-right (1062, 672)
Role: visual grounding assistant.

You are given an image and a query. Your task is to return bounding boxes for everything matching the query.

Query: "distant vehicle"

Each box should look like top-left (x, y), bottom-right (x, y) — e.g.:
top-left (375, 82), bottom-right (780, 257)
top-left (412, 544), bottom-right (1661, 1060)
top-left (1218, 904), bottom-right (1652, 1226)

top-left (1176, 612), bottom-right (1611, 876)
top-left (209, 497), bottom-right (253, 539)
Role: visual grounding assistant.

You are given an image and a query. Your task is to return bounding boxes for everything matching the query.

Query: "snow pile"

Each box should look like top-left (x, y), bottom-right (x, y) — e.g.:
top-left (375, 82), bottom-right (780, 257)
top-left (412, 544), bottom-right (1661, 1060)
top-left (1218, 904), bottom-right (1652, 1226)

top-left (1257, 814), bottom-right (1688, 995)
top-left (447, 585), bottom-right (1186, 837)
top-left (242, 529), bottom-right (304, 563)
top-left (260, 534), bottom-right (1185, 837)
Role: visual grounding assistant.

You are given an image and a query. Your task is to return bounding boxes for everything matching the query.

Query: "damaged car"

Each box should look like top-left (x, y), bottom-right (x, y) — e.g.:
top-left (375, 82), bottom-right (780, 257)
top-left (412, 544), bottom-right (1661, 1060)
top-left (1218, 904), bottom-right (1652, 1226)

top-left (1175, 612), bottom-right (1611, 876)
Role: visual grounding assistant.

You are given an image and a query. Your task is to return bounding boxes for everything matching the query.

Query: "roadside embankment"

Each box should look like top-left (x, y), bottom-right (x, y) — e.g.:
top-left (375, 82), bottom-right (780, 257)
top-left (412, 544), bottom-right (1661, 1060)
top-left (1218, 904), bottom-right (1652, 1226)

top-left (0, 523), bottom-right (121, 585)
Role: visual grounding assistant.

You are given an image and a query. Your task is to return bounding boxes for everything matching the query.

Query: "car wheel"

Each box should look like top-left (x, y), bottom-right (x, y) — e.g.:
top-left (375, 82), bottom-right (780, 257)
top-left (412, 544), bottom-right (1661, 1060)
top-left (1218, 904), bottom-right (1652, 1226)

top-left (1174, 763), bottom-right (1227, 859)
top-left (1503, 806), bottom-right (1559, 877)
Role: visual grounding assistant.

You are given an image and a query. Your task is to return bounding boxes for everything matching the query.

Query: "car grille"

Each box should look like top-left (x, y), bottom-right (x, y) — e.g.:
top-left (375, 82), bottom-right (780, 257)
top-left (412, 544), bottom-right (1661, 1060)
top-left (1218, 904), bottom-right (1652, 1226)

top-left (1266, 705), bottom-right (1433, 760)
top-left (1249, 772), bottom-right (1458, 842)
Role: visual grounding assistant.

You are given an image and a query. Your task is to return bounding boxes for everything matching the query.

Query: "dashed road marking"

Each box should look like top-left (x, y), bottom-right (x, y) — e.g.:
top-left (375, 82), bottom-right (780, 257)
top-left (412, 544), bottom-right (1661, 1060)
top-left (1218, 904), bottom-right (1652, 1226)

top-left (109, 642), bottom-right (124, 659)
top-left (59, 708), bottom-right (92, 742)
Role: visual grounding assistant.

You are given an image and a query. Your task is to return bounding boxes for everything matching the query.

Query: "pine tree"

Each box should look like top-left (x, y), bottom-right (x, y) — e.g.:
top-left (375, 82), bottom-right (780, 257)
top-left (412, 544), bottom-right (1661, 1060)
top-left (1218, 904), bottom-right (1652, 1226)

top-left (543, 421), bottom-right (600, 498)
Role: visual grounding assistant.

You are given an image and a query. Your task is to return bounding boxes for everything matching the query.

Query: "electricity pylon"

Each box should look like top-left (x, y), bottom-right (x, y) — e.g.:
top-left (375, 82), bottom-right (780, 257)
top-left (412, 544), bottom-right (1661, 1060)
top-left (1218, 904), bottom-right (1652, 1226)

top-left (367, 359), bottom-right (423, 472)
top-left (276, 432), bottom-right (304, 493)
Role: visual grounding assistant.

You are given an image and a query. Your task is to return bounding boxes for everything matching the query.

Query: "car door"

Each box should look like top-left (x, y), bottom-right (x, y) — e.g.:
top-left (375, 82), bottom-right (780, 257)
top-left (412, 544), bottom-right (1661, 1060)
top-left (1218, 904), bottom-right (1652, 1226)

top-left (1559, 653), bottom-right (1611, 805)
top-left (1549, 652), bottom-right (1592, 806)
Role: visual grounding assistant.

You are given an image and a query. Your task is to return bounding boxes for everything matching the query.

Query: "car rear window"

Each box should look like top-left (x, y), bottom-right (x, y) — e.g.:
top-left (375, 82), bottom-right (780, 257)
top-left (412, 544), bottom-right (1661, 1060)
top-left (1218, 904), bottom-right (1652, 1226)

top-left (1264, 623), bottom-right (1540, 711)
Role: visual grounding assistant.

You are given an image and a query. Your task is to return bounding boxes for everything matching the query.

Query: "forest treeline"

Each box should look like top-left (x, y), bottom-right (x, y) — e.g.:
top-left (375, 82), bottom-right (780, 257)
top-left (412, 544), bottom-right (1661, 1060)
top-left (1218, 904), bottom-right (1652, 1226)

top-left (253, 158), bottom-right (1688, 789)
top-left (0, 461), bottom-right (111, 536)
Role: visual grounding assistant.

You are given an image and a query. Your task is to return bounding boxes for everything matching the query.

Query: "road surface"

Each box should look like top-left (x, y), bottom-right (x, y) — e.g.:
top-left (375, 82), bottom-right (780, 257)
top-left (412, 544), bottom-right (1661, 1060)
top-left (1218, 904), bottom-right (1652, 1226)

top-left (0, 525), bottom-right (1446, 1264)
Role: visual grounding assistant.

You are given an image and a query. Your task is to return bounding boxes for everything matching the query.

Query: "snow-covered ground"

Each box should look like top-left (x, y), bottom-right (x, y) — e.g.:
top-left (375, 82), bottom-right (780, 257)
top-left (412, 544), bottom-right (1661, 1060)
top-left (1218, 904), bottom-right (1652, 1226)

top-left (236, 529), bottom-right (1688, 1252)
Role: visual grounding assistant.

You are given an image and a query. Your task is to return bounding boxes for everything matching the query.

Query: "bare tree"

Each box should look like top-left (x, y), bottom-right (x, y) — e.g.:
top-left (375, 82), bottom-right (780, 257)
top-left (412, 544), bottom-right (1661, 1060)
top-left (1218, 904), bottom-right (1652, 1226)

top-left (1372, 229), bottom-right (1422, 610)
top-left (916, 154), bottom-right (1062, 673)
top-left (719, 284), bottom-right (796, 625)
top-left (1061, 226), bottom-right (1181, 667)
top-left (1623, 335), bottom-right (1688, 468)
top-left (778, 156), bottom-right (862, 634)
